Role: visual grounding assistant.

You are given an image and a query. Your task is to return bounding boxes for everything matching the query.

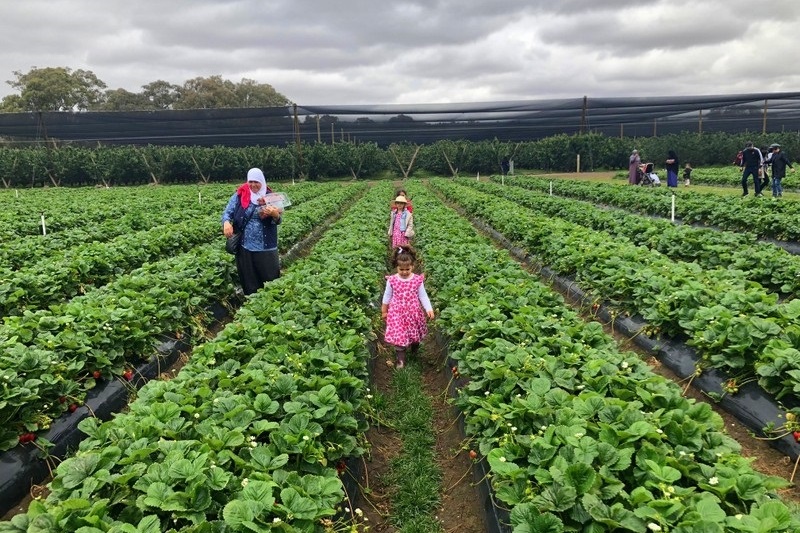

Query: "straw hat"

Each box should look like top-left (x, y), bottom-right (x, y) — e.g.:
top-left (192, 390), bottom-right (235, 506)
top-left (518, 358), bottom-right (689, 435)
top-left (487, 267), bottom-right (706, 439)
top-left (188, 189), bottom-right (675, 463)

top-left (394, 195), bottom-right (408, 203)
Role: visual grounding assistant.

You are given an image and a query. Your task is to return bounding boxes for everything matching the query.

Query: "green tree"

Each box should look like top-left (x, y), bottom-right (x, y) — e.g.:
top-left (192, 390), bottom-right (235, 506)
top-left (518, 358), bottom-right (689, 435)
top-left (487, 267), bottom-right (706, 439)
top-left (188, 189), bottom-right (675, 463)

top-left (174, 75), bottom-right (288, 109)
top-left (141, 80), bottom-right (181, 109)
top-left (3, 66), bottom-right (107, 112)
top-left (101, 88), bottom-right (148, 111)
top-left (234, 78), bottom-right (288, 107)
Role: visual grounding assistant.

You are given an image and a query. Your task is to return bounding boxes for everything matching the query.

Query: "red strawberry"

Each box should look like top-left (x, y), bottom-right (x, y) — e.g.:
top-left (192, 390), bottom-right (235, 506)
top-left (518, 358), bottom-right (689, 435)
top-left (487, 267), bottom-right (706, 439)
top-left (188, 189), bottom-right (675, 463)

top-left (58, 396), bottom-right (67, 404)
top-left (19, 433), bottom-right (35, 444)
top-left (92, 370), bottom-right (102, 380)
top-left (793, 431), bottom-right (800, 443)
top-left (469, 450), bottom-right (478, 460)
top-left (123, 369), bottom-right (134, 381)
top-left (69, 403), bottom-right (79, 413)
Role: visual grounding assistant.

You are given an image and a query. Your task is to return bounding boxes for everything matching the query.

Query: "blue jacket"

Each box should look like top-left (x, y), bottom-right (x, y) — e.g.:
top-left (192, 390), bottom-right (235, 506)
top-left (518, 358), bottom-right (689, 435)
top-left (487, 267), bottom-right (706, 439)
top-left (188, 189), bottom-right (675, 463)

top-left (222, 194), bottom-right (281, 252)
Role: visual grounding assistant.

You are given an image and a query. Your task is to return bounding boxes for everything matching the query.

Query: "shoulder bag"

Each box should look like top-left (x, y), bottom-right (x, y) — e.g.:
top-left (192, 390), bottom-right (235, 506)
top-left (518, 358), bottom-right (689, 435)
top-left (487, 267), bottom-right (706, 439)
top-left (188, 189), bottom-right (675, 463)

top-left (225, 207), bottom-right (256, 255)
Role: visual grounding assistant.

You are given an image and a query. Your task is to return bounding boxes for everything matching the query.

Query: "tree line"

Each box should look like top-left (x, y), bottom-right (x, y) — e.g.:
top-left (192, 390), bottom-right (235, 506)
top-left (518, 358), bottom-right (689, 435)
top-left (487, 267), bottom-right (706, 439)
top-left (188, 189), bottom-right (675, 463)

top-left (0, 67), bottom-right (289, 113)
top-left (0, 131), bottom-right (797, 188)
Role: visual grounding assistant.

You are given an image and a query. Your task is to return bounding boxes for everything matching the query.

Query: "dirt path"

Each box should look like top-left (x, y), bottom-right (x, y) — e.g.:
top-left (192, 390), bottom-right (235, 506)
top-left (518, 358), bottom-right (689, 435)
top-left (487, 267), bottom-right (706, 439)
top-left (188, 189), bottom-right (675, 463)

top-left (357, 330), bottom-right (487, 531)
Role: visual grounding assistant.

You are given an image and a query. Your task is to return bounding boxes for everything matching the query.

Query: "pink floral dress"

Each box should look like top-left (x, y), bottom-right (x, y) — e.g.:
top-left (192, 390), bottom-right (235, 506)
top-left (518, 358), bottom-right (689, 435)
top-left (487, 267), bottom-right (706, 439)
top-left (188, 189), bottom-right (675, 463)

top-left (384, 273), bottom-right (428, 347)
top-left (391, 210), bottom-right (410, 248)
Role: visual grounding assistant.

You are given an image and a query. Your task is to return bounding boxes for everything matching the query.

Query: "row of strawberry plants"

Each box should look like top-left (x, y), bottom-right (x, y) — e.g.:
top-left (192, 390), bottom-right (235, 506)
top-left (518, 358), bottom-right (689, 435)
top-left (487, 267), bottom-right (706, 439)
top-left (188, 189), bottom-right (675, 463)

top-left (477, 178), bottom-right (800, 296)
top-left (430, 179), bottom-right (800, 408)
top-left (0, 182), bottom-right (338, 316)
top-left (408, 182), bottom-right (800, 532)
top-left (508, 176), bottom-right (800, 241)
top-left (0, 184), bottom-right (392, 532)
top-left (0, 184), bottom-right (230, 239)
top-left (0, 182), bottom-right (334, 270)
top-left (0, 218), bottom-right (218, 318)
top-left (0, 184), bottom-right (364, 451)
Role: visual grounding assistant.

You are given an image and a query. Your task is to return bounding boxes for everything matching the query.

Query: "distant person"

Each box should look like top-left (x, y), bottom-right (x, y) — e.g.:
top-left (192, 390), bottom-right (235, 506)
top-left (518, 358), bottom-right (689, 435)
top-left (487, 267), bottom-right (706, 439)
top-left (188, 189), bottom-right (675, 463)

top-left (381, 245), bottom-right (435, 369)
top-left (733, 150), bottom-right (744, 167)
top-left (739, 142), bottom-right (764, 196)
top-left (768, 143), bottom-right (795, 198)
top-left (222, 168), bottom-right (282, 295)
top-left (629, 149), bottom-right (641, 185)
top-left (388, 195), bottom-right (415, 247)
top-left (500, 157), bottom-right (510, 176)
top-left (390, 189), bottom-right (413, 213)
top-left (761, 146), bottom-right (773, 191)
top-left (665, 150), bottom-right (679, 188)
top-left (683, 162), bottom-right (693, 187)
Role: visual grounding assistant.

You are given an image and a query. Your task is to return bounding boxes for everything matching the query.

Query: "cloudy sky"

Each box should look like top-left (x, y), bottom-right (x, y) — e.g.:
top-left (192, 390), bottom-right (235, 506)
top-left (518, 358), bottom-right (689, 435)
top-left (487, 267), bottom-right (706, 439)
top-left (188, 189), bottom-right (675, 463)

top-left (1, 0), bottom-right (799, 106)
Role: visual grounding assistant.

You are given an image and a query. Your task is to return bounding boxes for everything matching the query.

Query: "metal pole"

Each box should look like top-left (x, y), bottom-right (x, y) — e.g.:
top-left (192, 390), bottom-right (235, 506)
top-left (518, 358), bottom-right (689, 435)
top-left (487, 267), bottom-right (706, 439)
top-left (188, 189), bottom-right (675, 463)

top-left (762, 99), bottom-right (769, 134)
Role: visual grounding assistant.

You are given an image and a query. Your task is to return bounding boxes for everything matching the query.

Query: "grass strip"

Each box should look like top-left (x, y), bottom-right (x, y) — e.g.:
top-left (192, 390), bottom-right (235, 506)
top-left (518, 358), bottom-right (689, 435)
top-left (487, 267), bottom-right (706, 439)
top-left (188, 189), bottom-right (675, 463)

top-left (384, 363), bottom-right (445, 533)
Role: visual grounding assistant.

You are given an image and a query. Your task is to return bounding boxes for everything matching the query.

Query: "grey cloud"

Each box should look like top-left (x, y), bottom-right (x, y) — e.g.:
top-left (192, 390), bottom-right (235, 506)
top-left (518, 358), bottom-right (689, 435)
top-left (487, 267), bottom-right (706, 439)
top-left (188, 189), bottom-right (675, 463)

top-left (0, 0), bottom-right (798, 105)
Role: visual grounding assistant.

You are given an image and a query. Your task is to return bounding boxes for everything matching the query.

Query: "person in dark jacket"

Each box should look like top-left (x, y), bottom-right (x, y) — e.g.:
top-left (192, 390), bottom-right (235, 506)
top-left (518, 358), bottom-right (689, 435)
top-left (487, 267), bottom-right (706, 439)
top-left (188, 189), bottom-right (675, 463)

top-left (739, 141), bottom-right (764, 196)
top-left (665, 150), bottom-right (679, 188)
top-left (222, 168), bottom-right (282, 295)
top-left (769, 144), bottom-right (795, 198)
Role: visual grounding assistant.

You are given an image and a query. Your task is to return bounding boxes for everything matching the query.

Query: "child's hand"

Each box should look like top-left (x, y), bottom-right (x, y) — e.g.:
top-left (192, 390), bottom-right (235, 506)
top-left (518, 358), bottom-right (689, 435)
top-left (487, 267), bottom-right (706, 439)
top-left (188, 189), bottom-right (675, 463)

top-left (381, 313), bottom-right (388, 321)
top-left (427, 309), bottom-right (435, 319)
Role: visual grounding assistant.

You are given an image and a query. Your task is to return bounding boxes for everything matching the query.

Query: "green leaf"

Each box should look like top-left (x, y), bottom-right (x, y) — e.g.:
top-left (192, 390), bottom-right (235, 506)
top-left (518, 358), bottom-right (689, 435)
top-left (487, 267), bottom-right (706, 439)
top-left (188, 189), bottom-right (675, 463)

top-left (750, 500), bottom-right (793, 530)
top-left (222, 500), bottom-right (257, 527)
top-left (57, 454), bottom-right (100, 489)
top-left (136, 515), bottom-right (163, 533)
top-left (510, 502), bottom-right (564, 533)
top-left (695, 496), bottom-right (726, 523)
top-left (280, 487), bottom-right (319, 520)
top-left (242, 480), bottom-right (277, 507)
top-left (487, 448), bottom-right (522, 476)
top-left (734, 474), bottom-right (764, 501)
top-left (564, 463), bottom-right (596, 495)
top-left (533, 483), bottom-right (577, 513)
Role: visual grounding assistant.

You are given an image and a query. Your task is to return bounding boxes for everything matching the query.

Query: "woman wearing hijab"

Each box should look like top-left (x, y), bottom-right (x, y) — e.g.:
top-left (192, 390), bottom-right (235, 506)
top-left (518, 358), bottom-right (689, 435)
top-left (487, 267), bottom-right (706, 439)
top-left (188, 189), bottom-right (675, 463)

top-left (628, 149), bottom-right (641, 185)
top-left (222, 168), bottom-right (282, 295)
top-left (665, 150), bottom-right (680, 188)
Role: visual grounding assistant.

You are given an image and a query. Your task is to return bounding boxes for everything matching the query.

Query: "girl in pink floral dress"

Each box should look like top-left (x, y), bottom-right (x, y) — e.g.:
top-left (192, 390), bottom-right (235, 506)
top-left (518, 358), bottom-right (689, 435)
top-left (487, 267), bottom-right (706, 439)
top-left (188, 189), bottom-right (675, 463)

top-left (387, 195), bottom-right (415, 248)
top-left (381, 246), bottom-right (435, 369)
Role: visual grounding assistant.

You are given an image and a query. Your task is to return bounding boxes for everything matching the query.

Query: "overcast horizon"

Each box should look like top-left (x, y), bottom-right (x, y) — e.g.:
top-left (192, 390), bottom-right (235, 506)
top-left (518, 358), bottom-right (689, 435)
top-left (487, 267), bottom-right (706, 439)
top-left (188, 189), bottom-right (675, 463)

top-left (1, 0), bottom-right (799, 107)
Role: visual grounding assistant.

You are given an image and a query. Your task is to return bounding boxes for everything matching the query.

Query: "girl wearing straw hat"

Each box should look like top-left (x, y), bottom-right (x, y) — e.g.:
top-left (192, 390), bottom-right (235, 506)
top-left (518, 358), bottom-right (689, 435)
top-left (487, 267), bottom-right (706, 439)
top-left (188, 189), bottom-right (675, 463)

top-left (387, 195), bottom-right (415, 248)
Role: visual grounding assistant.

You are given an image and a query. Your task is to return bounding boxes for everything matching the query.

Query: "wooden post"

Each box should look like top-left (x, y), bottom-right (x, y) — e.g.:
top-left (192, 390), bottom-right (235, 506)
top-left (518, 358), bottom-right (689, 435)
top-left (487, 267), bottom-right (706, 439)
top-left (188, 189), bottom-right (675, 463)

top-left (576, 154), bottom-right (581, 173)
top-left (190, 154), bottom-right (209, 184)
top-left (316, 115), bottom-right (321, 143)
top-left (762, 99), bottom-right (768, 134)
top-left (331, 122), bottom-right (335, 144)
top-left (698, 109), bottom-right (703, 134)
top-left (140, 151), bottom-right (159, 185)
top-left (620, 124), bottom-right (623, 138)
top-left (653, 119), bottom-right (658, 137)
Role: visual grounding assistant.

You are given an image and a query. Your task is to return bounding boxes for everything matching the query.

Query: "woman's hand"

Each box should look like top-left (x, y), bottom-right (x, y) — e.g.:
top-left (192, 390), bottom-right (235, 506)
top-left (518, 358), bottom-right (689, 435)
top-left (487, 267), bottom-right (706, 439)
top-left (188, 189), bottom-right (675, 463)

top-left (223, 221), bottom-right (234, 238)
top-left (260, 205), bottom-right (280, 219)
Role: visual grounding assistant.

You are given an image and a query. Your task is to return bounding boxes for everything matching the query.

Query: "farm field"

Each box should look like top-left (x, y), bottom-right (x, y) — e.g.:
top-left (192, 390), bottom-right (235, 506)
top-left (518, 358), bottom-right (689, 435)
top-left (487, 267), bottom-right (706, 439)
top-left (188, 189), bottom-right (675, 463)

top-left (1, 177), bottom-right (800, 532)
